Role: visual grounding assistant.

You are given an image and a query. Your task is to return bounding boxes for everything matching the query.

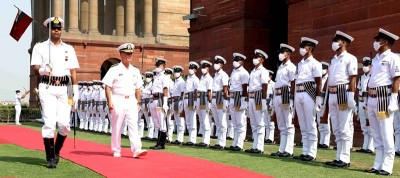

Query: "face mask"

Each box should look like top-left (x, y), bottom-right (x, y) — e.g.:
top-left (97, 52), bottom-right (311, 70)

top-left (213, 64), bottom-right (221, 70)
top-left (363, 66), bottom-right (370, 73)
top-left (154, 67), bottom-right (162, 73)
top-left (253, 59), bottom-right (260, 66)
top-left (373, 41), bottom-right (382, 51)
top-left (201, 68), bottom-right (208, 74)
top-left (278, 53), bottom-right (286, 61)
top-left (233, 61), bottom-right (241, 68)
top-left (188, 69), bottom-right (195, 75)
top-left (331, 42), bottom-right (341, 51)
top-left (174, 73), bottom-right (181, 78)
top-left (322, 69), bottom-right (327, 75)
top-left (299, 48), bottom-right (307, 56)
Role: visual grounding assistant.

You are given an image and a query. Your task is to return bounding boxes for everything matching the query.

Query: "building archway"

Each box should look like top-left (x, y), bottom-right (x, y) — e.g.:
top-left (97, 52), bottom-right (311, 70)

top-left (100, 58), bottom-right (120, 79)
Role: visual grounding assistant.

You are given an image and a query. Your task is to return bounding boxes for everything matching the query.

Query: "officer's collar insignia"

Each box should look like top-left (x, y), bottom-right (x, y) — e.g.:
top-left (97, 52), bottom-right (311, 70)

top-left (54, 17), bottom-right (60, 24)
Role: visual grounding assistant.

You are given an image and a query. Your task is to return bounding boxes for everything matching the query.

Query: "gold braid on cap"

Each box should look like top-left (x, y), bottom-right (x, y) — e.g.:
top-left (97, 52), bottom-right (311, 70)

top-left (53, 17), bottom-right (60, 24)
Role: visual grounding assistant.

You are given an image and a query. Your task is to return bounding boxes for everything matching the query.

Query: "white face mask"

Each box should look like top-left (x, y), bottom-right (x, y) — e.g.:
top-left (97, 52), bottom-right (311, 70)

top-left (154, 67), bottom-right (162, 74)
top-left (213, 63), bottom-right (221, 71)
top-left (373, 41), bottom-right (382, 51)
top-left (174, 72), bottom-right (181, 78)
top-left (252, 59), bottom-right (260, 66)
top-left (363, 66), bottom-right (370, 73)
top-left (188, 69), bottom-right (195, 75)
top-left (145, 78), bottom-right (152, 83)
top-left (201, 68), bottom-right (208, 74)
top-left (331, 42), bottom-right (341, 51)
top-left (299, 48), bottom-right (307, 56)
top-left (322, 69), bottom-right (327, 75)
top-left (233, 61), bottom-right (241, 68)
top-left (278, 53), bottom-right (286, 61)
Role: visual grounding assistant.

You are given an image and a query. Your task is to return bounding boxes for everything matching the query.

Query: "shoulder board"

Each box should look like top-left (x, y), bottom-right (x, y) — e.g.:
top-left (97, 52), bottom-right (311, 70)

top-left (111, 63), bottom-right (119, 68)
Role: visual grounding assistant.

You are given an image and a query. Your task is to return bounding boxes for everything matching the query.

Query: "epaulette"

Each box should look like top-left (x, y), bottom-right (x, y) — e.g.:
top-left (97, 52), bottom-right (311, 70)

top-left (111, 63), bottom-right (119, 68)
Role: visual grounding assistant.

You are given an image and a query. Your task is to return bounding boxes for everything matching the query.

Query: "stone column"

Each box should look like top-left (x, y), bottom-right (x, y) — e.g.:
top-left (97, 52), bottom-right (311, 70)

top-left (116, 0), bottom-right (125, 36)
top-left (68, 0), bottom-right (79, 33)
top-left (125, 0), bottom-right (135, 36)
top-left (89, 0), bottom-right (100, 34)
top-left (80, 0), bottom-right (89, 33)
top-left (144, 0), bottom-right (153, 37)
top-left (52, 0), bottom-right (63, 18)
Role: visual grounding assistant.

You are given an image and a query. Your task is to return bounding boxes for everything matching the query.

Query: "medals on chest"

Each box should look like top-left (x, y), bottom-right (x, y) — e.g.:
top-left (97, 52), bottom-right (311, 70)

top-left (65, 50), bottom-right (68, 61)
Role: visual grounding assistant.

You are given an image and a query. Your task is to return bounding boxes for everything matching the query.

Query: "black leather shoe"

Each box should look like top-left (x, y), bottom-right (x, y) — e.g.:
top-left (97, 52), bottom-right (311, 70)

top-left (195, 142), bottom-right (209, 147)
top-left (151, 138), bottom-right (158, 141)
top-left (325, 160), bottom-right (339, 166)
top-left (293, 154), bottom-right (305, 160)
top-left (333, 160), bottom-right (350, 167)
top-left (296, 142), bottom-right (303, 147)
top-left (396, 151), bottom-right (400, 156)
top-left (231, 146), bottom-right (242, 151)
top-left (377, 170), bottom-right (392, 176)
top-left (264, 139), bottom-right (273, 144)
top-left (225, 145), bottom-right (235, 150)
top-left (365, 168), bottom-right (380, 174)
top-left (279, 152), bottom-right (292, 157)
top-left (319, 144), bottom-right (329, 149)
top-left (245, 148), bottom-right (255, 153)
top-left (365, 149), bottom-right (373, 153)
top-left (171, 140), bottom-right (182, 145)
top-left (47, 158), bottom-right (57, 168)
top-left (210, 136), bottom-right (218, 139)
top-left (355, 148), bottom-right (367, 153)
top-left (253, 149), bottom-right (263, 154)
top-left (54, 155), bottom-right (60, 164)
top-left (270, 151), bottom-right (282, 156)
top-left (182, 142), bottom-right (195, 146)
top-left (150, 145), bottom-right (165, 150)
top-left (301, 155), bottom-right (315, 161)
top-left (210, 144), bottom-right (224, 149)
top-left (333, 146), bottom-right (337, 150)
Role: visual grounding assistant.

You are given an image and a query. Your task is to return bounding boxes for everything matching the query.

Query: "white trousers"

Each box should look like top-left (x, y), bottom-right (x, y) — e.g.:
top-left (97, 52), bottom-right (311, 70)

top-left (210, 99), bottom-right (227, 147)
top-left (15, 105), bottom-right (21, 124)
top-left (184, 99), bottom-right (197, 143)
top-left (316, 110), bottom-right (331, 146)
top-left (110, 95), bottom-right (142, 154)
top-left (138, 107), bottom-right (145, 138)
top-left (273, 95), bottom-right (294, 154)
top-left (295, 92), bottom-right (318, 158)
top-left (394, 111), bottom-right (400, 152)
top-left (264, 111), bottom-right (275, 141)
top-left (39, 83), bottom-right (71, 138)
top-left (329, 93), bottom-right (353, 164)
top-left (150, 100), bottom-right (167, 132)
top-left (142, 106), bottom-right (154, 138)
top-left (78, 108), bottom-right (86, 129)
top-left (98, 109), bottom-right (106, 132)
top-left (173, 112), bottom-right (185, 142)
top-left (359, 101), bottom-right (374, 150)
top-left (229, 101), bottom-right (247, 149)
top-left (197, 108), bottom-right (211, 144)
top-left (367, 97), bottom-right (395, 174)
top-left (166, 112), bottom-right (175, 141)
top-left (248, 99), bottom-right (265, 151)
top-left (227, 115), bottom-right (234, 139)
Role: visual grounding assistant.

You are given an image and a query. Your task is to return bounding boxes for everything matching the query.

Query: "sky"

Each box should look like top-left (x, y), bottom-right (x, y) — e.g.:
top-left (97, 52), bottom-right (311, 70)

top-left (0, 1), bottom-right (31, 101)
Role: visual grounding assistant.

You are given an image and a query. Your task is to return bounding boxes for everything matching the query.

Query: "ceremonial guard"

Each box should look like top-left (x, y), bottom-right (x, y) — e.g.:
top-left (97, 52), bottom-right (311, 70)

top-left (149, 58), bottom-right (170, 150)
top-left (293, 37), bottom-right (322, 161)
top-left (225, 53), bottom-right (249, 151)
top-left (78, 82), bottom-right (88, 129)
top-left (245, 49), bottom-right (269, 154)
top-left (98, 81), bottom-right (107, 133)
top-left (264, 70), bottom-right (275, 144)
top-left (137, 75), bottom-right (146, 138)
top-left (142, 72), bottom-right (155, 140)
top-left (270, 44), bottom-right (296, 157)
top-left (31, 17), bottom-right (80, 168)
top-left (93, 81), bottom-right (101, 132)
top-left (325, 31), bottom-right (357, 168)
top-left (171, 66), bottom-right (186, 144)
top-left (102, 43), bottom-right (147, 158)
top-left (14, 90), bottom-right (29, 125)
top-left (355, 57), bottom-right (374, 153)
top-left (164, 68), bottom-right (175, 142)
top-left (317, 62), bottom-right (331, 149)
top-left (85, 81), bottom-right (94, 130)
top-left (182, 62), bottom-right (200, 146)
top-left (209, 56), bottom-right (230, 149)
top-left (195, 60), bottom-right (213, 147)
top-left (364, 29), bottom-right (399, 176)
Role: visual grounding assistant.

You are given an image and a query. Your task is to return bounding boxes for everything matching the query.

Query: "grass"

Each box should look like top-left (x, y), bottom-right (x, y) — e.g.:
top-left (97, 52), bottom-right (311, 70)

top-left (1, 122), bottom-right (400, 178)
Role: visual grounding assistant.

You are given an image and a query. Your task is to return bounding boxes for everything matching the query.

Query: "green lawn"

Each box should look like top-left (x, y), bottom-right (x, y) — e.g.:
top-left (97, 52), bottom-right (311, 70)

top-left (1, 122), bottom-right (400, 178)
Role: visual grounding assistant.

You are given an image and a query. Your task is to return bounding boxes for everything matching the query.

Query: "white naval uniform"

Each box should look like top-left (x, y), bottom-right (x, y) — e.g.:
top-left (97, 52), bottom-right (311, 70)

top-left (273, 60), bottom-right (296, 154)
top-left (85, 88), bottom-right (93, 130)
top-left (89, 88), bottom-right (97, 131)
top-left (141, 82), bottom-right (155, 138)
top-left (184, 74), bottom-right (200, 143)
top-left (165, 75), bottom-right (175, 141)
top-left (93, 87), bottom-right (101, 132)
top-left (317, 74), bottom-right (331, 146)
top-left (15, 93), bottom-right (22, 125)
top-left (327, 50), bottom-right (358, 164)
top-left (137, 85), bottom-right (146, 138)
top-left (295, 56), bottom-right (322, 158)
top-left (264, 79), bottom-right (275, 141)
top-left (210, 69), bottom-right (229, 147)
top-left (102, 62), bottom-right (144, 155)
top-left (395, 89), bottom-right (400, 154)
top-left (77, 88), bottom-right (85, 129)
top-left (197, 73), bottom-right (213, 145)
top-left (248, 66), bottom-right (269, 151)
top-left (357, 73), bottom-right (374, 151)
top-left (171, 76), bottom-right (186, 142)
top-left (227, 112), bottom-right (234, 139)
top-left (31, 39), bottom-right (80, 138)
top-left (98, 87), bottom-right (107, 133)
top-left (150, 71), bottom-right (169, 132)
top-left (229, 66), bottom-right (249, 149)
top-left (79, 88), bottom-right (89, 129)
top-left (367, 49), bottom-right (399, 174)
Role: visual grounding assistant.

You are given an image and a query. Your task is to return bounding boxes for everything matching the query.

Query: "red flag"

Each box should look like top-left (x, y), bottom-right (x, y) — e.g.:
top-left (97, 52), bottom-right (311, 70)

top-left (9, 9), bottom-right (33, 41)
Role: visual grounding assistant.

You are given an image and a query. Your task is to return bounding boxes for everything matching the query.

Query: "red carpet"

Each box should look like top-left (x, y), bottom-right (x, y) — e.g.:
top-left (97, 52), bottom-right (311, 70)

top-left (0, 126), bottom-right (271, 178)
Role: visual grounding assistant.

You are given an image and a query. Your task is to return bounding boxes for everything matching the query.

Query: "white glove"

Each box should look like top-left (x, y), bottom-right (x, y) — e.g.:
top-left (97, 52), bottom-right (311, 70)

top-left (315, 96), bottom-right (324, 112)
top-left (39, 64), bottom-right (52, 76)
top-left (262, 99), bottom-right (267, 111)
top-left (347, 91), bottom-right (356, 110)
top-left (240, 97), bottom-right (248, 110)
top-left (388, 93), bottom-right (399, 114)
top-left (163, 97), bottom-right (169, 113)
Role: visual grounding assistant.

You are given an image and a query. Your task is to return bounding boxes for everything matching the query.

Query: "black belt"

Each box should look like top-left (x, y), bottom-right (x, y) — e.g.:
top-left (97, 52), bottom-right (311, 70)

top-left (40, 75), bottom-right (69, 86)
top-left (153, 93), bottom-right (163, 99)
